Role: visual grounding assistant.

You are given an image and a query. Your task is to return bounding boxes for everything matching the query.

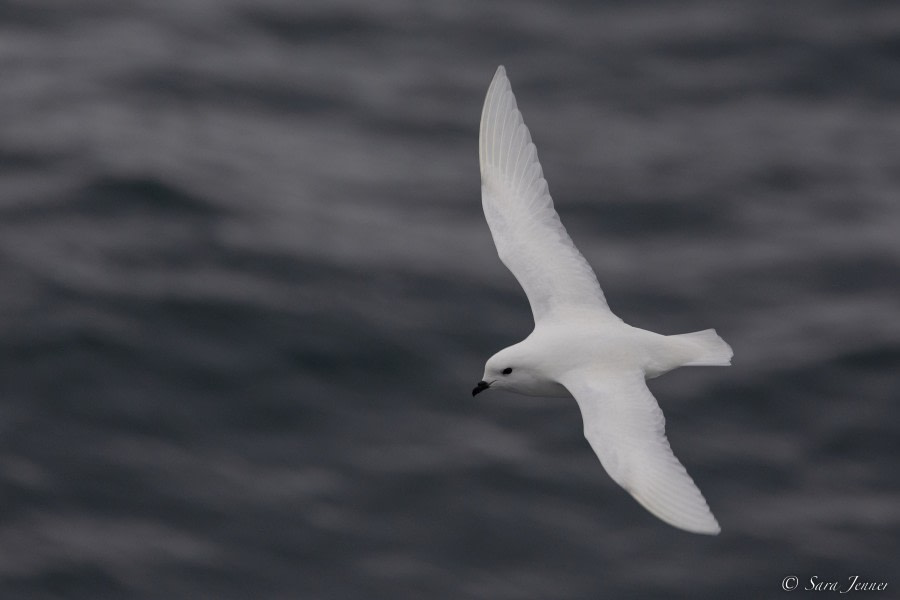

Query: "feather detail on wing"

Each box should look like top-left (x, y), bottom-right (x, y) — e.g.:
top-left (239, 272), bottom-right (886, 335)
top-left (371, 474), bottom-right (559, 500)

top-left (560, 368), bottom-right (721, 535)
top-left (479, 66), bottom-right (618, 324)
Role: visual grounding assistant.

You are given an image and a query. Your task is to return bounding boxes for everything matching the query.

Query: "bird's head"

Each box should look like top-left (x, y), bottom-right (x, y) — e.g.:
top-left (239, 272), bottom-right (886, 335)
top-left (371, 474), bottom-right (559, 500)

top-left (472, 345), bottom-right (531, 396)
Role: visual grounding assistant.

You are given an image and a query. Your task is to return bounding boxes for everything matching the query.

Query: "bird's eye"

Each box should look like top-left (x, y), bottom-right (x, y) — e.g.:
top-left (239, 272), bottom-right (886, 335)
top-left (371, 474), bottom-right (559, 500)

top-left (502, 367), bottom-right (513, 375)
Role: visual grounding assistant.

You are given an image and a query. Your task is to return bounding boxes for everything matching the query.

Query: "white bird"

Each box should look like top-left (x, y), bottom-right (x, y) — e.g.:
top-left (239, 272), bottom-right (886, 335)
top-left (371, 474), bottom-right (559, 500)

top-left (472, 66), bottom-right (731, 535)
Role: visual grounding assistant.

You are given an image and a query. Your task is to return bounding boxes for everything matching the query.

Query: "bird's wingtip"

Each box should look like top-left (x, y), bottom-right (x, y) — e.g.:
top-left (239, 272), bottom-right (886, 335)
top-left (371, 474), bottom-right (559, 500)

top-left (699, 520), bottom-right (722, 536)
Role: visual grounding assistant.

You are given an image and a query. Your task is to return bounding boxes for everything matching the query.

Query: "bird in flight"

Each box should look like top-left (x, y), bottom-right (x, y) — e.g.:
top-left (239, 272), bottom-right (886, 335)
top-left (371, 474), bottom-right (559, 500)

top-left (472, 66), bottom-right (731, 535)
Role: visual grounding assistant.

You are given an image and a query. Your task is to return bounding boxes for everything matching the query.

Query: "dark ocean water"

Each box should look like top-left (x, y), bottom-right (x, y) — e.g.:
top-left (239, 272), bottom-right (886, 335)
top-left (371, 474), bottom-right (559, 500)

top-left (1, 1), bottom-right (899, 598)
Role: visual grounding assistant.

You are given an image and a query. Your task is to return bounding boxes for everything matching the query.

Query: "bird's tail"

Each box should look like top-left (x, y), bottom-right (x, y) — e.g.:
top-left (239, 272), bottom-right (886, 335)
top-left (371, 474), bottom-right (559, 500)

top-left (673, 329), bottom-right (733, 367)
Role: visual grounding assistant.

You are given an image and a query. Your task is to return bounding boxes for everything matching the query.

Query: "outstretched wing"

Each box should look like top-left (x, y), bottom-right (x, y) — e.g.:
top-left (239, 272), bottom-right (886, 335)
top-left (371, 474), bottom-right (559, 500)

top-left (479, 66), bottom-right (619, 324)
top-left (560, 368), bottom-right (720, 535)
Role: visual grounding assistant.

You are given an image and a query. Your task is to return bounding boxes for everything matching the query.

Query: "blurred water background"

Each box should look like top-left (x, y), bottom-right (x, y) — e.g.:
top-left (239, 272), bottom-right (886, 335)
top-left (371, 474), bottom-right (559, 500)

top-left (1, 0), bottom-right (899, 598)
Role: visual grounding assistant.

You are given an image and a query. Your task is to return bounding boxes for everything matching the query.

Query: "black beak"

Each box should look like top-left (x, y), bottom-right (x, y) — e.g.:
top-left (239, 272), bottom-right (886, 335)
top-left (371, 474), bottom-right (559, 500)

top-left (472, 380), bottom-right (490, 397)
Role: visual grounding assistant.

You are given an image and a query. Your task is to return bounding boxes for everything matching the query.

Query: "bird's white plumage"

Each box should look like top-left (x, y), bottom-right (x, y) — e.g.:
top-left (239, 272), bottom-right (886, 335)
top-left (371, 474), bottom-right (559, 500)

top-left (561, 369), bottom-right (720, 534)
top-left (475, 66), bottom-right (729, 535)
top-left (479, 66), bottom-right (618, 323)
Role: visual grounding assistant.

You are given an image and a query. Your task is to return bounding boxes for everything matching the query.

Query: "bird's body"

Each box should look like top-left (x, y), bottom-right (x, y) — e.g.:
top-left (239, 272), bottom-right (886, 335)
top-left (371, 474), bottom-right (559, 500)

top-left (490, 320), bottom-right (704, 397)
top-left (473, 66), bottom-right (732, 535)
